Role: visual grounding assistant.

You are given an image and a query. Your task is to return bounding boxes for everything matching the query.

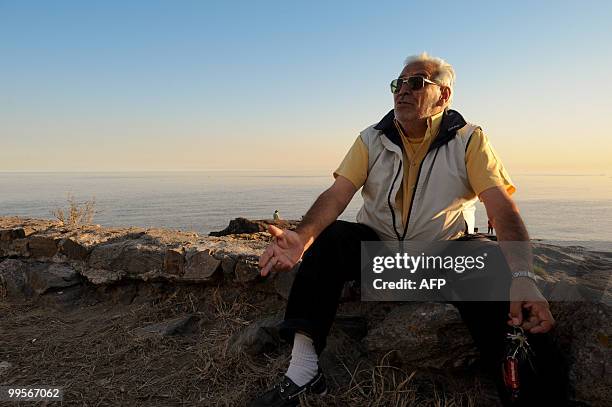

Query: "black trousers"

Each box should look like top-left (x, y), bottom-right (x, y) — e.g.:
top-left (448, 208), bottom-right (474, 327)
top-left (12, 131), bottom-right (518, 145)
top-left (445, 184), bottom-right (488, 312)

top-left (279, 220), bottom-right (569, 406)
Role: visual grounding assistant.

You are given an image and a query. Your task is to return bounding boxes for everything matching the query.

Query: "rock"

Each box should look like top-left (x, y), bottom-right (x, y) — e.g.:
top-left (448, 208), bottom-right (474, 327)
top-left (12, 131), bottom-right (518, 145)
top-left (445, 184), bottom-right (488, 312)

top-left (0, 228), bottom-right (25, 241)
top-left (25, 263), bottom-right (81, 294)
top-left (36, 284), bottom-right (85, 309)
top-left (59, 237), bottom-right (90, 260)
top-left (234, 257), bottom-right (260, 283)
top-left (0, 259), bottom-right (28, 297)
top-left (164, 248), bottom-right (185, 276)
top-left (550, 301), bottom-right (612, 406)
top-left (221, 256), bottom-right (236, 277)
top-left (273, 266), bottom-right (298, 300)
top-left (0, 361), bottom-right (13, 377)
top-left (229, 314), bottom-right (283, 355)
top-left (210, 217), bottom-right (299, 236)
top-left (134, 315), bottom-right (194, 337)
top-left (0, 238), bottom-right (30, 257)
top-left (88, 239), bottom-right (164, 276)
top-left (12, 239), bottom-right (29, 256)
top-left (363, 302), bottom-right (477, 370)
top-left (28, 236), bottom-right (59, 257)
top-left (81, 268), bottom-right (127, 285)
top-left (183, 249), bottom-right (221, 281)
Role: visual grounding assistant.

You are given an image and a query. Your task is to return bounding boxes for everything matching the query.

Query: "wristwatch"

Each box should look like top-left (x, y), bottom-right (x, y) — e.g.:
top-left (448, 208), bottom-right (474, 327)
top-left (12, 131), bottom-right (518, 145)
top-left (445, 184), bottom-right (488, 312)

top-left (511, 271), bottom-right (537, 282)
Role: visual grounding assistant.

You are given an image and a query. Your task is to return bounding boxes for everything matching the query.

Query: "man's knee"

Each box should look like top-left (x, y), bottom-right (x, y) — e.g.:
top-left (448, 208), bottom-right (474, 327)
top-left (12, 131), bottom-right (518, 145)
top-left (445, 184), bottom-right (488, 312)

top-left (304, 220), bottom-right (355, 256)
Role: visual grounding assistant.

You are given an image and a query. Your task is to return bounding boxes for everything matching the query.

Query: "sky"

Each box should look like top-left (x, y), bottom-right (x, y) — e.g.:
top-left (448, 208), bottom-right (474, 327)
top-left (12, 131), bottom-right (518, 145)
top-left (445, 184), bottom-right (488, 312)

top-left (1, 0), bottom-right (611, 173)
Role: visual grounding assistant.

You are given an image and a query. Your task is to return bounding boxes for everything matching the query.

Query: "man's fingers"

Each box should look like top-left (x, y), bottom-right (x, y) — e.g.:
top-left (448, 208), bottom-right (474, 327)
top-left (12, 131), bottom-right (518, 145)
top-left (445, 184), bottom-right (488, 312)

top-left (273, 252), bottom-right (295, 272)
top-left (530, 319), bottom-right (554, 334)
top-left (520, 315), bottom-right (540, 331)
top-left (508, 301), bottom-right (523, 326)
top-left (260, 247), bottom-right (296, 276)
top-left (259, 244), bottom-right (275, 269)
top-left (260, 256), bottom-right (278, 277)
top-left (523, 301), bottom-right (555, 333)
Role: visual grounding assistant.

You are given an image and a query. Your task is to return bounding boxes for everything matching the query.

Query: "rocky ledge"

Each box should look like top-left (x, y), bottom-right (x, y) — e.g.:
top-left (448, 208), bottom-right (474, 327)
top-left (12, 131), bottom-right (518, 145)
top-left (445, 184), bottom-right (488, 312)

top-left (1, 216), bottom-right (610, 406)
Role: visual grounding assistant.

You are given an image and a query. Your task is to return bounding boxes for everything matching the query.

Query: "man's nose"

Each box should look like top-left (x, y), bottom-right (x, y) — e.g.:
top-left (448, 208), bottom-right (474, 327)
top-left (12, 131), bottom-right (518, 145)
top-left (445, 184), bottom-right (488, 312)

top-left (397, 88), bottom-right (413, 98)
top-left (398, 84), bottom-right (414, 97)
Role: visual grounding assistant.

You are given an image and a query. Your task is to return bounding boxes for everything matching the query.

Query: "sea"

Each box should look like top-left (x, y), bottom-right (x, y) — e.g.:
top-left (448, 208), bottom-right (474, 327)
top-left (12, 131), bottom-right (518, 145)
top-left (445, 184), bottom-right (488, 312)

top-left (1, 171), bottom-right (611, 251)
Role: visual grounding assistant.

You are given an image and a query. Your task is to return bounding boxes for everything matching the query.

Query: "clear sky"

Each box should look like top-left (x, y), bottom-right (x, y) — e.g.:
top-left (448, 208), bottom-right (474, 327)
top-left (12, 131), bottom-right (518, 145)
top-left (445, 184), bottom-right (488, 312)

top-left (1, 0), bottom-right (611, 173)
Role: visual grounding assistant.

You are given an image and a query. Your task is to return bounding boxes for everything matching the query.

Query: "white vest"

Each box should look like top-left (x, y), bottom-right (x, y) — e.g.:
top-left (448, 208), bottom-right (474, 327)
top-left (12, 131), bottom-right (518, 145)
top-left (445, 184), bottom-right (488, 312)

top-left (356, 110), bottom-right (479, 241)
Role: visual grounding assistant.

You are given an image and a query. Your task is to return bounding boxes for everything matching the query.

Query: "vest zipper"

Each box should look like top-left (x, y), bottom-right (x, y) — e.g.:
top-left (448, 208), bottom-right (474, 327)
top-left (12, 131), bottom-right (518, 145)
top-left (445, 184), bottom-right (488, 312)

top-left (391, 147), bottom-right (441, 241)
top-left (387, 159), bottom-right (403, 241)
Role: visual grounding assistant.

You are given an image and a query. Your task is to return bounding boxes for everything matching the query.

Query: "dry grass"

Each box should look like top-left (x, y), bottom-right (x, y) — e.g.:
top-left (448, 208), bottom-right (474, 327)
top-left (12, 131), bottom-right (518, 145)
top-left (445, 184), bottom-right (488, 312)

top-left (298, 351), bottom-right (482, 407)
top-left (1, 285), bottom-right (490, 406)
top-left (51, 193), bottom-right (96, 227)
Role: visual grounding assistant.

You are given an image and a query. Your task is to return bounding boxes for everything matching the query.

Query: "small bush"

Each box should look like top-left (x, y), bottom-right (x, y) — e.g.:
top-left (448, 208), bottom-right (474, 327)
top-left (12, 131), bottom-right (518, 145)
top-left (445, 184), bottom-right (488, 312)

top-left (51, 194), bottom-right (96, 227)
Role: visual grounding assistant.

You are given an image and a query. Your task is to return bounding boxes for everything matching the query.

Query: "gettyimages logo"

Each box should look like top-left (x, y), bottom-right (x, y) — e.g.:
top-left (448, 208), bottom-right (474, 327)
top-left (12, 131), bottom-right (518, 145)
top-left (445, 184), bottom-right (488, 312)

top-left (361, 241), bottom-right (503, 301)
top-left (371, 251), bottom-right (488, 274)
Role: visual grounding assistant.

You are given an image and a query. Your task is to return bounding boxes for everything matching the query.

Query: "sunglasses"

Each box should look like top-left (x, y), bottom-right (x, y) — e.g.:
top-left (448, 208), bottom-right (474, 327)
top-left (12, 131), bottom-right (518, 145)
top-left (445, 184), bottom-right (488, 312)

top-left (390, 76), bottom-right (440, 94)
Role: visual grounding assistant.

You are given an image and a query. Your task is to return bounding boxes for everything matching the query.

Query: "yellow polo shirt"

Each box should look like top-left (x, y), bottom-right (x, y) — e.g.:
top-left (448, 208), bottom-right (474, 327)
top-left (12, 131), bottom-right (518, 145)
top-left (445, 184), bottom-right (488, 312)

top-left (334, 111), bottom-right (515, 227)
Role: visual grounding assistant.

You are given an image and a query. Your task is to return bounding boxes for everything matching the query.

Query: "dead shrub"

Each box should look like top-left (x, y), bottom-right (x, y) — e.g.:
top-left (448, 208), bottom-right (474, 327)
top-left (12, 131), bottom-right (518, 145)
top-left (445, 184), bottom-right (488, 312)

top-left (51, 193), bottom-right (96, 227)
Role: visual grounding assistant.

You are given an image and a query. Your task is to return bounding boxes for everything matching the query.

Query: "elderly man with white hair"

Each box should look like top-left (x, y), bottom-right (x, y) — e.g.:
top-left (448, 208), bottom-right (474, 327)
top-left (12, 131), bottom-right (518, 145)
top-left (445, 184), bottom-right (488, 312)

top-left (251, 53), bottom-right (568, 406)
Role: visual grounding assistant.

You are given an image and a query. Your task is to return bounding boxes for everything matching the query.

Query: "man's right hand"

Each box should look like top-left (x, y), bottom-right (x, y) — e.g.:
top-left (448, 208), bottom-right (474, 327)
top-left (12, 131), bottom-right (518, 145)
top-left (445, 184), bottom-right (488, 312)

top-left (259, 225), bottom-right (307, 276)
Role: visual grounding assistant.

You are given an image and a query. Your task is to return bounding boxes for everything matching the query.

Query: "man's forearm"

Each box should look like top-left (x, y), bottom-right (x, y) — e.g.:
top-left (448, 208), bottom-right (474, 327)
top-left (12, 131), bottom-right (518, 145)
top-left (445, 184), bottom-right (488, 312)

top-left (295, 189), bottom-right (348, 251)
top-left (492, 209), bottom-right (533, 275)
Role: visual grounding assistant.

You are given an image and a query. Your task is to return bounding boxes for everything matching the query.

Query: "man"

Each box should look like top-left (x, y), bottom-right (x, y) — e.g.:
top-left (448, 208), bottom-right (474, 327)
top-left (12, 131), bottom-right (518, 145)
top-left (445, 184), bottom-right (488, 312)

top-left (251, 53), bottom-right (568, 406)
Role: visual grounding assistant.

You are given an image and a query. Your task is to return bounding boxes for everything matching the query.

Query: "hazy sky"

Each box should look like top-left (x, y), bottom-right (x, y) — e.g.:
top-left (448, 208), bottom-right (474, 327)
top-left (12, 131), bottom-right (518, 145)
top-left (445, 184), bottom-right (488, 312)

top-left (1, 0), bottom-right (611, 173)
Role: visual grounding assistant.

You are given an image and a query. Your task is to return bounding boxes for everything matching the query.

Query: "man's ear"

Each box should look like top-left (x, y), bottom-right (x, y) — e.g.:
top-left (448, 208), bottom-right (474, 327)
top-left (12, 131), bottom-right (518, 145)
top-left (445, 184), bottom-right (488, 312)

top-left (439, 86), bottom-right (451, 105)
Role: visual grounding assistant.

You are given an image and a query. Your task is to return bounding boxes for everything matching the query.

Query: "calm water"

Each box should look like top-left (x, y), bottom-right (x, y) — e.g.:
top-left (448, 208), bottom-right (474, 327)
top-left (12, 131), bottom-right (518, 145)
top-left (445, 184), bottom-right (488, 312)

top-left (1, 171), bottom-right (611, 250)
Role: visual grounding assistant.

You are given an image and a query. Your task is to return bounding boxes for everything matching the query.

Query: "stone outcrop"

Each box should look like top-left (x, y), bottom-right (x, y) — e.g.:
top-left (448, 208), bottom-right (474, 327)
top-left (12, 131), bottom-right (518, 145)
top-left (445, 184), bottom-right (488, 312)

top-left (209, 217), bottom-right (299, 236)
top-left (1, 216), bottom-right (610, 405)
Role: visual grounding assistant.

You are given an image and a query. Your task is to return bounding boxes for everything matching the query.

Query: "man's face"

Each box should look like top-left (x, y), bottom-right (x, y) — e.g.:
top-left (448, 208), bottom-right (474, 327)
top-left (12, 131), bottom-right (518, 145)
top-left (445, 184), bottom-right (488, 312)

top-left (393, 61), bottom-right (446, 122)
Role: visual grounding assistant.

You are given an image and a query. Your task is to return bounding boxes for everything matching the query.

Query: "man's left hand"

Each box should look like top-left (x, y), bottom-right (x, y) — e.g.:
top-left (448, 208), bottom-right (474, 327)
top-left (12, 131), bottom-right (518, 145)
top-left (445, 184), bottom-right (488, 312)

top-left (508, 278), bottom-right (555, 334)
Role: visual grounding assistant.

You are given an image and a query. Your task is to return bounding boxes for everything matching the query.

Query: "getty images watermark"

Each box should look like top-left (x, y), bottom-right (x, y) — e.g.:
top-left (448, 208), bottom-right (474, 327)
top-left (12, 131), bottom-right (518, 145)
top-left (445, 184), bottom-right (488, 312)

top-left (360, 241), bottom-right (610, 302)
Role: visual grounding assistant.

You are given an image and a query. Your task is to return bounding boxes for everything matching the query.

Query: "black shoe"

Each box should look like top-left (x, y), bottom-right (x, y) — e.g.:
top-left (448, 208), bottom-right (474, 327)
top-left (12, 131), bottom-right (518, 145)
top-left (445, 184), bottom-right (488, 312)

top-left (248, 370), bottom-right (327, 407)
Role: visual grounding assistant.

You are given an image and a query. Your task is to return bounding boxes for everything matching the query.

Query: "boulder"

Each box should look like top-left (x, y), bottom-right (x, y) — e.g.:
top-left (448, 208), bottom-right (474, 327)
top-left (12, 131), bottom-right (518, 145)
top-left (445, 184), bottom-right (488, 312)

top-left (134, 315), bottom-right (195, 338)
top-left (183, 249), bottom-right (221, 281)
top-left (164, 248), bottom-right (185, 276)
top-left (28, 236), bottom-right (59, 258)
top-left (59, 237), bottom-right (90, 260)
top-left (221, 256), bottom-right (236, 277)
top-left (88, 239), bottom-right (164, 276)
top-left (0, 228), bottom-right (25, 241)
top-left (229, 314), bottom-right (283, 355)
top-left (0, 361), bottom-right (13, 377)
top-left (81, 268), bottom-right (126, 285)
top-left (363, 302), bottom-right (478, 370)
top-left (25, 263), bottom-right (81, 294)
top-left (550, 301), bottom-right (611, 405)
top-left (209, 217), bottom-right (299, 236)
top-left (11, 239), bottom-right (30, 257)
top-left (0, 259), bottom-right (28, 297)
top-left (234, 257), bottom-right (260, 283)
top-left (273, 266), bottom-right (298, 300)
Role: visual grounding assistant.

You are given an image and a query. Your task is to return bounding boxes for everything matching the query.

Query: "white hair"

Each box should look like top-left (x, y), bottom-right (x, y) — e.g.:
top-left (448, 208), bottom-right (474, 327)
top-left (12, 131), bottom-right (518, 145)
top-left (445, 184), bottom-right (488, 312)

top-left (404, 52), bottom-right (455, 103)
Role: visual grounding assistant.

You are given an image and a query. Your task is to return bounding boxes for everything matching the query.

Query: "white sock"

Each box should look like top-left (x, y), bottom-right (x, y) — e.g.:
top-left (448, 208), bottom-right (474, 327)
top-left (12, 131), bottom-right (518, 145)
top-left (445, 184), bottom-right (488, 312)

top-left (285, 332), bottom-right (319, 386)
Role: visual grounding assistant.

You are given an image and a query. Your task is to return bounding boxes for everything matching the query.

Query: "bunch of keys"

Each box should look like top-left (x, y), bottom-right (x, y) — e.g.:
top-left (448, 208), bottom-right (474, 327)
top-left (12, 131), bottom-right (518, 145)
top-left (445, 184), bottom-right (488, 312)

top-left (502, 326), bottom-right (536, 401)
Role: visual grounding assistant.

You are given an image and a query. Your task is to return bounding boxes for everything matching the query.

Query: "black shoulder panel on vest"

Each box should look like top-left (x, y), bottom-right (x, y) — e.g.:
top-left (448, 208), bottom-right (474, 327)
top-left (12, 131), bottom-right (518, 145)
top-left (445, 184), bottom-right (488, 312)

top-left (374, 109), bottom-right (403, 149)
top-left (427, 109), bottom-right (468, 152)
